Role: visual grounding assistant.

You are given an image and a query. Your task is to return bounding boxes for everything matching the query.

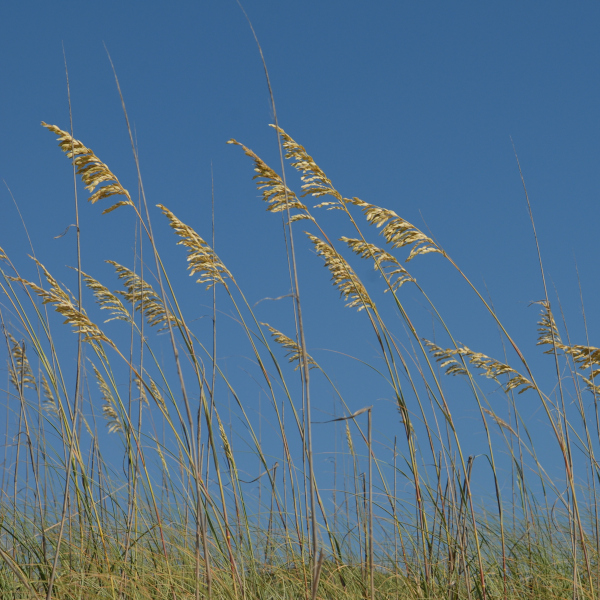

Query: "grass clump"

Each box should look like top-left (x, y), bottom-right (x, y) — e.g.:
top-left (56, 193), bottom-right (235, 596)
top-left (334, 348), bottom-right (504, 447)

top-left (1, 110), bottom-right (599, 600)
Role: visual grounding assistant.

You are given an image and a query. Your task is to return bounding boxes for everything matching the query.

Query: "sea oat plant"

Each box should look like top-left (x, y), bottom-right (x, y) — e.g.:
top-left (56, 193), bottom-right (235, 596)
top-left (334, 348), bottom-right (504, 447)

top-left (1, 104), bottom-right (599, 600)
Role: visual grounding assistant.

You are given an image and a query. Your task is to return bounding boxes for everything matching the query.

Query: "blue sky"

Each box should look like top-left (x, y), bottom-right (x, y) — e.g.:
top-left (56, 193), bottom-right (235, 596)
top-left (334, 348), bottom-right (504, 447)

top-left (1, 2), bottom-right (600, 515)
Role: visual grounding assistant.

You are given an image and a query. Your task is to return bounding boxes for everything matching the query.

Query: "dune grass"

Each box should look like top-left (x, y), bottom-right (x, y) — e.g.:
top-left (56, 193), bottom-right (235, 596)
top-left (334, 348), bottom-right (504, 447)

top-left (1, 97), bottom-right (600, 600)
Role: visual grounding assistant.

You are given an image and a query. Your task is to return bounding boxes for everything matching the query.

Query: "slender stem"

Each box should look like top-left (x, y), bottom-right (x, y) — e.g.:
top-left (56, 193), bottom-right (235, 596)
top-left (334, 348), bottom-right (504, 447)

top-left (235, 0), bottom-right (318, 580)
top-left (46, 50), bottom-right (85, 600)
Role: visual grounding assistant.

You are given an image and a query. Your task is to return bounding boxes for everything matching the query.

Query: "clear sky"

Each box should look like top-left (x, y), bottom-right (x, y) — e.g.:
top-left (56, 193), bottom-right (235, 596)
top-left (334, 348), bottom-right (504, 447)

top-left (1, 2), bottom-right (600, 513)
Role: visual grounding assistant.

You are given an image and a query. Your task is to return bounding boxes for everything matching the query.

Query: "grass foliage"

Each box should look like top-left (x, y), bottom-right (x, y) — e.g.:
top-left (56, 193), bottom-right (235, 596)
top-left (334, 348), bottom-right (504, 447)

top-left (1, 91), bottom-right (600, 600)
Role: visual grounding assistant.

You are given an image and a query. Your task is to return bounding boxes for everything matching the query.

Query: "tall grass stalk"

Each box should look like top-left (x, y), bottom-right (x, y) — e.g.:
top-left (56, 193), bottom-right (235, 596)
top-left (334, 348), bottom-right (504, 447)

top-left (45, 53), bottom-right (86, 600)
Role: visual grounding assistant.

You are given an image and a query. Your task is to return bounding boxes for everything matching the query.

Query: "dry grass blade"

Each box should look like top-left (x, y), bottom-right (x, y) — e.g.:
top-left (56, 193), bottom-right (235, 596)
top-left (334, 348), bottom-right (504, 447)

top-left (135, 375), bottom-right (149, 405)
top-left (348, 197), bottom-right (443, 262)
top-left (535, 301), bottom-right (600, 393)
top-left (218, 414), bottom-right (235, 467)
top-left (80, 269), bottom-right (132, 323)
top-left (107, 260), bottom-right (179, 330)
top-left (40, 373), bottom-right (59, 415)
top-left (423, 339), bottom-right (468, 377)
top-left (92, 363), bottom-right (123, 434)
top-left (535, 300), bottom-right (563, 352)
top-left (263, 322), bottom-right (317, 370)
top-left (101, 402), bottom-right (122, 434)
top-left (14, 257), bottom-right (114, 347)
top-left (424, 338), bottom-right (535, 394)
top-left (307, 233), bottom-right (374, 312)
top-left (562, 343), bottom-right (600, 395)
top-left (345, 421), bottom-right (354, 453)
top-left (227, 138), bottom-right (309, 217)
top-left (270, 125), bottom-right (342, 203)
top-left (561, 344), bottom-right (600, 371)
top-left (0, 546), bottom-right (40, 599)
top-left (41, 122), bottom-right (133, 213)
top-left (158, 204), bottom-right (234, 290)
top-left (6, 332), bottom-right (37, 392)
top-left (148, 376), bottom-right (168, 412)
top-left (482, 408), bottom-right (517, 437)
top-left (341, 237), bottom-right (416, 292)
top-left (311, 549), bottom-right (325, 600)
